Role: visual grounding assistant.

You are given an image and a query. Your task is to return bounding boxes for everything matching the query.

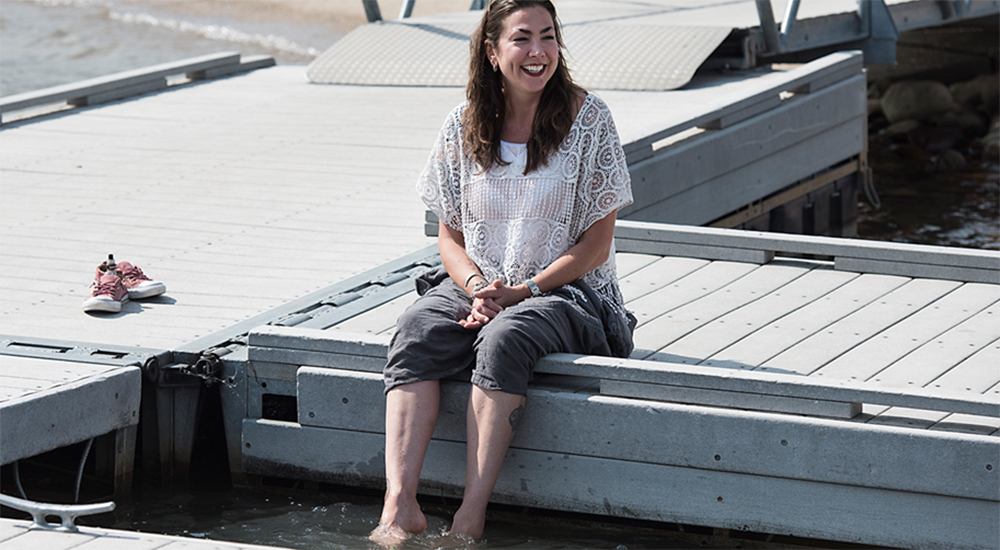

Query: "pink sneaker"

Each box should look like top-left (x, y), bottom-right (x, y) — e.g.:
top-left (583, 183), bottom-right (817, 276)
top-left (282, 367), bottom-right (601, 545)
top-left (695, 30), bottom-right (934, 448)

top-left (115, 261), bottom-right (166, 300)
top-left (82, 273), bottom-right (129, 313)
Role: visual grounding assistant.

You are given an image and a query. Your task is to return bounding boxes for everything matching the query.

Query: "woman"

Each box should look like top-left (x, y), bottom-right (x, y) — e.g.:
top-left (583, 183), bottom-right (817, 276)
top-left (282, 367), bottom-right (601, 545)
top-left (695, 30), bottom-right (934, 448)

top-left (371, 0), bottom-right (635, 545)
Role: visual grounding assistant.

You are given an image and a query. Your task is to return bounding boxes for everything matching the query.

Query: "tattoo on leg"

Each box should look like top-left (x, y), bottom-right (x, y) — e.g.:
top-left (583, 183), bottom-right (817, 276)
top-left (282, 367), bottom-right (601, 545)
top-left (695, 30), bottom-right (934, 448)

top-left (508, 405), bottom-right (524, 431)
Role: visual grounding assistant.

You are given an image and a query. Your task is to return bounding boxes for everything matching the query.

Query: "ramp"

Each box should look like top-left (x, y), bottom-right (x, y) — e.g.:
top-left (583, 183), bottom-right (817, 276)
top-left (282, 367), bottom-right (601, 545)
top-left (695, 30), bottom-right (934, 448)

top-left (306, 20), bottom-right (730, 91)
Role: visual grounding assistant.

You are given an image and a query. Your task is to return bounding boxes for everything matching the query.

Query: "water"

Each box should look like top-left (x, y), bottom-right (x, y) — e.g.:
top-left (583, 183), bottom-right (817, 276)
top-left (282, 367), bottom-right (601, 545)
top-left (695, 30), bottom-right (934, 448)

top-left (92, 481), bottom-right (716, 550)
top-left (0, 0), bottom-right (339, 97)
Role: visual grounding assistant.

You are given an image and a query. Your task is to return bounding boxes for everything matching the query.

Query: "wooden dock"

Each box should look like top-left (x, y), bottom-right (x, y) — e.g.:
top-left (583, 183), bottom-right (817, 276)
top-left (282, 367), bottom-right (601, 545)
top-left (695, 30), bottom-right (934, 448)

top-left (0, 518), bottom-right (286, 549)
top-left (236, 221), bottom-right (999, 550)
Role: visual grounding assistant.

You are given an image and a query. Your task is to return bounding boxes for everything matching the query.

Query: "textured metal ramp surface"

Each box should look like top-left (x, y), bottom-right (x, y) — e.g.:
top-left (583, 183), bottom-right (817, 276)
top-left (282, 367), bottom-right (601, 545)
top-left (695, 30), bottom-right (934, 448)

top-left (307, 21), bottom-right (731, 91)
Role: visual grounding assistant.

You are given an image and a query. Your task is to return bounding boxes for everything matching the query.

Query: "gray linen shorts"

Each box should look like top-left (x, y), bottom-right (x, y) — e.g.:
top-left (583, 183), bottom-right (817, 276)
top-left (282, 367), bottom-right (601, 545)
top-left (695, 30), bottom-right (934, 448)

top-left (383, 268), bottom-right (628, 396)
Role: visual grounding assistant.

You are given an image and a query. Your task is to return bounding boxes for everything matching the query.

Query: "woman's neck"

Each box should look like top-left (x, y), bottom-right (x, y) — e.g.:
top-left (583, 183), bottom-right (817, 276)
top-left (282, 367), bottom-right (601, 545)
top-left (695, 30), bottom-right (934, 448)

top-left (502, 90), bottom-right (542, 143)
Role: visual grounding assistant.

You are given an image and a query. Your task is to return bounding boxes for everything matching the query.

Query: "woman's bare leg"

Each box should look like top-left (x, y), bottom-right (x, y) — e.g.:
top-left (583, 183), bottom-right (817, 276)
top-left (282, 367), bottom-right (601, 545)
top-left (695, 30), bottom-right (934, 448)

top-left (449, 385), bottom-right (526, 540)
top-left (370, 380), bottom-right (440, 547)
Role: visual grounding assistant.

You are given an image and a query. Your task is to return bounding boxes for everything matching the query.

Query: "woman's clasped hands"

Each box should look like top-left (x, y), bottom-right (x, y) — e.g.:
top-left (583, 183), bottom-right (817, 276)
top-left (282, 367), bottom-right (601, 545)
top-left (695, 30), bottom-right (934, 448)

top-left (459, 279), bottom-right (532, 329)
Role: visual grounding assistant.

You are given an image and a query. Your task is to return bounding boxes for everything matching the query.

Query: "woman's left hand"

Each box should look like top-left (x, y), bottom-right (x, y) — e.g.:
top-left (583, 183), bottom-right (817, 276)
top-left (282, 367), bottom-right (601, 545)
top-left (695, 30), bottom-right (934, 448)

top-left (458, 280), bottom-right (531, 329)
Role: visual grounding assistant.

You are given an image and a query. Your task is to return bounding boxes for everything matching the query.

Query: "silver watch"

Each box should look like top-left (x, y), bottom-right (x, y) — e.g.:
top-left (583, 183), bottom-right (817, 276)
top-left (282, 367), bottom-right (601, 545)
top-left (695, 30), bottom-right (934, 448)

top-left (525, 279), bottom-right (542, 298)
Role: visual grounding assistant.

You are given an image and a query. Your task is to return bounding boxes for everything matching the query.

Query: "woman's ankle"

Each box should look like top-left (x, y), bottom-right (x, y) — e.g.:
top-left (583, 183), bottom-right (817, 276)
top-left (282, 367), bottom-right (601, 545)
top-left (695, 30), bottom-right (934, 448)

top-left (449, 505), bottom-right (485, 541)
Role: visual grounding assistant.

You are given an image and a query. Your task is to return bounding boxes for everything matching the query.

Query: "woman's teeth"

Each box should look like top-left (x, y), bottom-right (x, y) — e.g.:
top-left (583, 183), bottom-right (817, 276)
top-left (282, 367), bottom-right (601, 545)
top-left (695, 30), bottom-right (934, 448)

top-left (522, 65), bottom-right (544, 74)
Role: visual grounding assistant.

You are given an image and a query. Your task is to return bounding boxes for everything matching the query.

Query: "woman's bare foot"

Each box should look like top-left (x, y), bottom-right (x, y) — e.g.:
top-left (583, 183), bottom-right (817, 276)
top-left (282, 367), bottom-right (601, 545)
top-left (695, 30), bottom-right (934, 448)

top-left (369, 493), bottom-right (427, 548)
top-left (448, 505), bottom-right (485, 542)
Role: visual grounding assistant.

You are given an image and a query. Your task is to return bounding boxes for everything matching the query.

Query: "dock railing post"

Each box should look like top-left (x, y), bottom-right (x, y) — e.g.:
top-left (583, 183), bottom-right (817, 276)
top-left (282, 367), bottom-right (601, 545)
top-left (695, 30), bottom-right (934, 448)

top-left (398, 0), bottom-right (416, 19)
top-left (754, 0), bottom-right (782, 55)
top-left (779, 0), bottom-right (800, 51)
top-left (857, 0), bottom-right (900, 64)
top-left (362, 0), bottom-right (382, 22)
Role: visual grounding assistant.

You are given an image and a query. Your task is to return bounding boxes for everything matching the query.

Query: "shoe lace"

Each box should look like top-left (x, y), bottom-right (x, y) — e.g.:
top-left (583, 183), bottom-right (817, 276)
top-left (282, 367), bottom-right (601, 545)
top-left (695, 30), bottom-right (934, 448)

top-left (93, 277), bottom-right (123, 296)
top-left (121, 264), bottom-right (151, 282)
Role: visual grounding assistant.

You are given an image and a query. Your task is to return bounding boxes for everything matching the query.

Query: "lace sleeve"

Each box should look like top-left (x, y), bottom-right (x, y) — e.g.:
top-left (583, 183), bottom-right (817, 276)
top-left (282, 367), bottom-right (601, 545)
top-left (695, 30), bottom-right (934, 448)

top-left (416, 106), bottom-right (465, 230)
top-left (579, 97), bottom-right (633, 231)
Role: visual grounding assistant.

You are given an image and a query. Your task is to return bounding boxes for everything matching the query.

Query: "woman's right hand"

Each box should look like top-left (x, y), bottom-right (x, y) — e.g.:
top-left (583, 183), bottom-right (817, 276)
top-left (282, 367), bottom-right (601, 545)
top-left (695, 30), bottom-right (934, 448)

top-left (459, 292), bottom-right (504, 329)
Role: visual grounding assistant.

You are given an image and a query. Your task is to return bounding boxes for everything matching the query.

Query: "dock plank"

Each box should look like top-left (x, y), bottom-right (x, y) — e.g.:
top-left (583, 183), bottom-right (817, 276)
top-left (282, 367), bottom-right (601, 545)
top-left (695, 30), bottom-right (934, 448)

top-left (701, 273), bottom-right (911, 370)
top-left (868, 305), bottom-right (1000, 389)
top-left (618, 256), bottom-right (710, 303)
top-left (927, 336), bottom-right (1000, 392)
top-left (627, 261), bottom-right (757, 338)
top-left (756, 278), bottom-right (962, 375)
top-left (812, 283), bottom-right (1000, 382)
top-left (613, 252), bottom-right (660, 279)
top-left (656, 267), bottom-right (858, 366)
top-left (0, 519), bottom-right (286, 549)
top-left (0, 361), bottom-right (112, 383)
top-left (636, 261), bottom-right (813, 361)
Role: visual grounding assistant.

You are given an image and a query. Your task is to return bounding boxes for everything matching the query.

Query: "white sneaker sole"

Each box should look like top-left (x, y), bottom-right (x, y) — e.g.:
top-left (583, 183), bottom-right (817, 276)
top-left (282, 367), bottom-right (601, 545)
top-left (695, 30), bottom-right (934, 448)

top-left (127, 282), bottom-right (166, 300)
top-left (82, 295), bottom-right (128, 313)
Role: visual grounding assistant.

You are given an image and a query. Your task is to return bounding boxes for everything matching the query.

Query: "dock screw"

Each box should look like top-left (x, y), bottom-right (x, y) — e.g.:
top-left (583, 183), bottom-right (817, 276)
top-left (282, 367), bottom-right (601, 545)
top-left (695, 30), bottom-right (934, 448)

top-left (781, 440), bottom-right (788, 446)
top-left (988, 464), bottom-right (993, 471)
top-left (714, 455), bottom-right (721, 461)
top-left (309, 412), bottom-right (315, 418)
top-left (342, 397), bottom-right (349, 404)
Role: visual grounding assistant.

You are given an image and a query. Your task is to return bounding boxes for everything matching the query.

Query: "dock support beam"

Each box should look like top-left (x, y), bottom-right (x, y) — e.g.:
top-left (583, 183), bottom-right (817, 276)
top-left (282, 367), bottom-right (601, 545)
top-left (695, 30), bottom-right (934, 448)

top-left (362, 0), bottom-right (382, 22)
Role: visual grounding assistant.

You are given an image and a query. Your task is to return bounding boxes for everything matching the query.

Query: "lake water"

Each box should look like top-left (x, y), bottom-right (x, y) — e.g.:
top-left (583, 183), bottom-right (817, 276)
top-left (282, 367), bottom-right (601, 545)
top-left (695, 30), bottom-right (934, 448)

top-left (0, 0), bottom-right (336, 97)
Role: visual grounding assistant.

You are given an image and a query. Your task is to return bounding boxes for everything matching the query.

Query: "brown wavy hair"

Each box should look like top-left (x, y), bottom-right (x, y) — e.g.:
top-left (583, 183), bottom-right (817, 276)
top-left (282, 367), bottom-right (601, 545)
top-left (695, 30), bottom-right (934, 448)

top-left (462, 0), bottom-right (585, 174)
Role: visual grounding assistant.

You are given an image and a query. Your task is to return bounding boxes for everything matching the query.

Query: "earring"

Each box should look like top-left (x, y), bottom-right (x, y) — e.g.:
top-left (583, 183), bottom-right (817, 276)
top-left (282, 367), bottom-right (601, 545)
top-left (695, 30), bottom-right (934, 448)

top-left (490, 58), bottom-right (497, 72)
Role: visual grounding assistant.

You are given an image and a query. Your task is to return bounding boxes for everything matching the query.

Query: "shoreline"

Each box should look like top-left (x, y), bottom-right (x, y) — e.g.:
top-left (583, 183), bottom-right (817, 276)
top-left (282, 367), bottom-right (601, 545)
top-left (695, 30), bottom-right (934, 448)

top-left (118, 0), bottom-right (484, 34)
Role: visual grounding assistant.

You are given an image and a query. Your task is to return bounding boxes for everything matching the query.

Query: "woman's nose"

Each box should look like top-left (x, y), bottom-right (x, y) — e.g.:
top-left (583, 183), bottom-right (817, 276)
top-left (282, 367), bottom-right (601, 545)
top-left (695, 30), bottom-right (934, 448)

top-left (529, 39), bottom-right (544, 57)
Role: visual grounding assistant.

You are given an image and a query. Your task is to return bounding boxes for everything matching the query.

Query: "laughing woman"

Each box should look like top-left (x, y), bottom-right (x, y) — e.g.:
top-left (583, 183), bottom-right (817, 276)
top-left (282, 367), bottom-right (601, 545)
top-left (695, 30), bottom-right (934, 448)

top-left (370, 0), bottom-right (635, 544)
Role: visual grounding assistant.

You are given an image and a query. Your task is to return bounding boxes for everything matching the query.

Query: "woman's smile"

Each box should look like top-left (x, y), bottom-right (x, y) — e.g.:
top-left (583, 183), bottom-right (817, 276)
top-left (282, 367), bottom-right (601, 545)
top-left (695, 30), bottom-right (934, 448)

top-left (487, 6), bottom-right (559, 96)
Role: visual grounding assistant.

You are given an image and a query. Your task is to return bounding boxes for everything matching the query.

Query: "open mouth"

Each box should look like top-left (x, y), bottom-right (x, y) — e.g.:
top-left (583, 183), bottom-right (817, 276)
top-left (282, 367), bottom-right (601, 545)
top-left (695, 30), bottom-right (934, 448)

top-left (522, 64), bottom-right (545, 75)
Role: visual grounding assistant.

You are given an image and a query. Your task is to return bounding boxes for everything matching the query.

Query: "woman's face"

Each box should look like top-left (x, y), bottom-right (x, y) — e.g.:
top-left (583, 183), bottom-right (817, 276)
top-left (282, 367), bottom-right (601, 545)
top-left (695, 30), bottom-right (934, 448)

top-left (487, 6), bottom-right (559, 99)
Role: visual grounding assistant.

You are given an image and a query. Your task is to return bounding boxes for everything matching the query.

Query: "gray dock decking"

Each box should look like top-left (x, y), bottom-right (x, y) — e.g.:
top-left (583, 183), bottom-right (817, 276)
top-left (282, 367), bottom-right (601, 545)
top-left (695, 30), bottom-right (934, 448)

top-left (238, 222), bottom-right (999, 549)
top-left (0, 518), bottom-right (286, 550)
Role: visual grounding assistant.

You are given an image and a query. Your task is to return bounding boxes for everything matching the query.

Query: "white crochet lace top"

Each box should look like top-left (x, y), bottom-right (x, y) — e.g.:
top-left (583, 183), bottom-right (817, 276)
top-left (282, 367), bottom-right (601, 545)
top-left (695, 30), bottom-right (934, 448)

top-left (418, 94), bottom-right (634, 320)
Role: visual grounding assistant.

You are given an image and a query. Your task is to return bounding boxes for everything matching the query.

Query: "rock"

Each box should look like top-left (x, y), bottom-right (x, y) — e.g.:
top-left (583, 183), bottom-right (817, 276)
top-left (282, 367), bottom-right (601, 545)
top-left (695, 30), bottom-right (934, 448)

top-left (932, 149), bottom-right (967, 172)
top-left (931, 109), bottom-right (987, 137)
top-left (907, 124), bottom-right (965, 154)
top-left (949, 73), bottom-right (999, 115)
top-left (881, 119), bottom-right (922, 141)
top-left (881, 80), bottom-right (955, 123)
top-left (889, 143), bottom-right (931, 162)
top-left (983, 127), bottom-right (1000, 161)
